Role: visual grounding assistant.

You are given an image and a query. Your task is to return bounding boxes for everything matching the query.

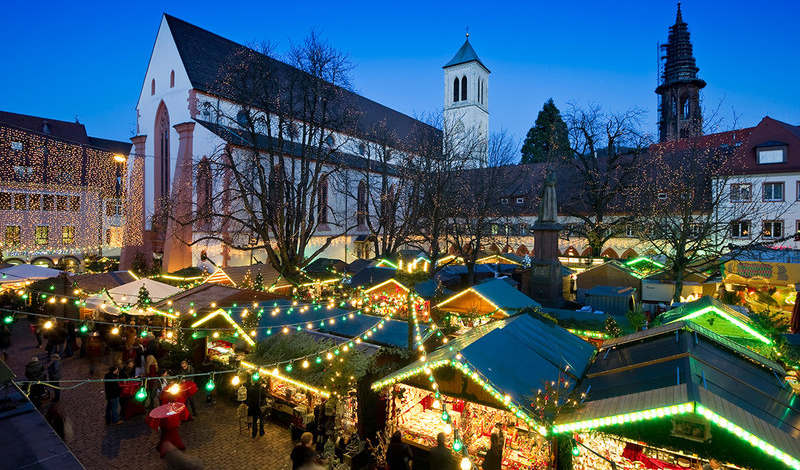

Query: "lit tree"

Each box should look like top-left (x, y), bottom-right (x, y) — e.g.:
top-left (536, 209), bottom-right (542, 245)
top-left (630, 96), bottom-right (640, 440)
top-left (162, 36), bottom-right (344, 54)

top-left (136, 285), bottom-right (151, 309)
top-left (633, 132), bottom-right (790, 302)
top-left (253, 271), bottom-right (264, 291)
top-left (186, 32), bottom-right (357, 281)
top-left (559, 103), bottom-right (651, 257)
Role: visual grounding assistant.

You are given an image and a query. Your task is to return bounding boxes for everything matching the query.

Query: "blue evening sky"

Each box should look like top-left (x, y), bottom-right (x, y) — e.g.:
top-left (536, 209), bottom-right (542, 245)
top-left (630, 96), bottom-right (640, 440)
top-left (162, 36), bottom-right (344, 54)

top-left (2, 0), bottom-right (798, 154)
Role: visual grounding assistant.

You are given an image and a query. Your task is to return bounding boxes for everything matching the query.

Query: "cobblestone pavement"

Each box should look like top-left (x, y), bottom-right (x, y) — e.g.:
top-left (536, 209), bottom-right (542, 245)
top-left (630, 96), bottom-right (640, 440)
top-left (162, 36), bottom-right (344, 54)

top-left (4, 319), bottom-right (294, 470)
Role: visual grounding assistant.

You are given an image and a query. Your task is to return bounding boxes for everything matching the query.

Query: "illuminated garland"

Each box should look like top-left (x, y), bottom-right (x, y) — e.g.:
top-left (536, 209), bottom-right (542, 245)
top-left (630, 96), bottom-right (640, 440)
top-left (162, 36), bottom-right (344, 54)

top-left (552, 402), bottom-right (800, 470)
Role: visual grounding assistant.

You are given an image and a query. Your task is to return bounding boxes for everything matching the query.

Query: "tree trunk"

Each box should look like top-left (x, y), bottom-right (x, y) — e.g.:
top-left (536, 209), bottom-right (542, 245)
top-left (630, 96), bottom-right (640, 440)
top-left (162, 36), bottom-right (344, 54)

top-left (407, 292), bottom-right (414, 352)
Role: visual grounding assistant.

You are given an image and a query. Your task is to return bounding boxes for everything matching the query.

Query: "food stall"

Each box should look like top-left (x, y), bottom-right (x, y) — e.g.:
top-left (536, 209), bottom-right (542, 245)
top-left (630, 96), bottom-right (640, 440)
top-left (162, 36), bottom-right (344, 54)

top-left (372, 314), bottom-right (597, 469)
top-left (553, 321), bottom-right (800, 470)
top-left (722, 248), bottom-right (800, 320)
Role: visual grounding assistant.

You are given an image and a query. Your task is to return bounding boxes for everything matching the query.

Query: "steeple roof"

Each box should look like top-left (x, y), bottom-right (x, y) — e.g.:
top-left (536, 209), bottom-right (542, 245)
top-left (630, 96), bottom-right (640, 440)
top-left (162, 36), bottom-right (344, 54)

top-left (656, 3), bottom-right (705, 92)
top-left (444, 38), bottom-right (489, 72)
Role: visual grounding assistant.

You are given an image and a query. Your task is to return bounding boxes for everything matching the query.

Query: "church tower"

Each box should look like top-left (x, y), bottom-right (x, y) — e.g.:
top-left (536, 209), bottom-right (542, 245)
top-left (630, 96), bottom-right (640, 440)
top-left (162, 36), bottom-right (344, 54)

top-left (656, 3), bottom-right (706, 142)
top-left (444, 34), bottom-right (489, 166)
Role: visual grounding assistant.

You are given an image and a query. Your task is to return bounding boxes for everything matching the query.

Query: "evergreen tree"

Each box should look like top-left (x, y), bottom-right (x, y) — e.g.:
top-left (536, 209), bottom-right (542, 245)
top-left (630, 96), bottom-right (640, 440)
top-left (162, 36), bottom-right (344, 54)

top-left (136, 285), bottom-right (151, 309)
top-left (520, 98), bottom-right (569, 163)
top-left (254, 271), bottom-right (264, 291)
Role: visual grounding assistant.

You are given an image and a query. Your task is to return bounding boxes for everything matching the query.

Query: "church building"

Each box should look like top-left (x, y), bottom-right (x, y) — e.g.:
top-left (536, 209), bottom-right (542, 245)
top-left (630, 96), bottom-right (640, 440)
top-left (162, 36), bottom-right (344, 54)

top-left (121, 14), bottom-right (482, 273)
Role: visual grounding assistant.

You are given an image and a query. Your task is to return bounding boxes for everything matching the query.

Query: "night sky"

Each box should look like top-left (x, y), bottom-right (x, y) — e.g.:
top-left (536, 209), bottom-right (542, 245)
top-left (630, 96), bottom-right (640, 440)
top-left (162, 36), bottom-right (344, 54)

top-left (2, 0), bottom-right (798, 154)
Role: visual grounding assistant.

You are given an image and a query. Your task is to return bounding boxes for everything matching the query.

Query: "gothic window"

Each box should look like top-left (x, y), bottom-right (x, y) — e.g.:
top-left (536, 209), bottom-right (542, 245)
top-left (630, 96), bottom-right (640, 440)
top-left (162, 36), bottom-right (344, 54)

top-left (154, 102), bottom-right (170, 231)
top-left (318, 174), bottom-right (329, 224)
top-left (453, 78), bottom-right (460, 103)
top-left (170, 70), bottom-right (175, 88)
top-left (478, 78), bottom-right (482, 103)
top-left (461, 76), bottom-right (467, 101)
top-left (197, 157), bottom-right (212, 229)
top-left (682, 100), bottom-right (690, 119)
top-left (357, 180), bottom-right (368, 226)
top-left (151, 79), bottom-right (155, 96)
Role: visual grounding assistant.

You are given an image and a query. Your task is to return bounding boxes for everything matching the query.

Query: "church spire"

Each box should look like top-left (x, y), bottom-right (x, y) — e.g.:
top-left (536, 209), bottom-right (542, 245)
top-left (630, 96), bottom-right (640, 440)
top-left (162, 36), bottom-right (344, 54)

top-left (656, 3), bottom-right (706, 142)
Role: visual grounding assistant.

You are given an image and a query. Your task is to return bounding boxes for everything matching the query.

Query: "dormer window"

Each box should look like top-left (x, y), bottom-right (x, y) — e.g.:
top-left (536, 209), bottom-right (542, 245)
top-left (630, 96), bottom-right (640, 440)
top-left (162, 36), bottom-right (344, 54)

top-left (358, 143), bottom-right (366, 156)
top-left (516, 197), bottom-right (524, 204)
top-left (500, 198), bottom-right (508, 205)
top-left (325, 135), bottom-right (335, 147)
top-left (756, 142), bottom-right (787, 164)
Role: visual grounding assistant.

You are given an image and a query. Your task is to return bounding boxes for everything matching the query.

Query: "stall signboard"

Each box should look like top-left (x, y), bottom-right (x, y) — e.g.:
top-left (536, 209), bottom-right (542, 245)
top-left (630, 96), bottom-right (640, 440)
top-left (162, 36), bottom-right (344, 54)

top-left (724, 260), bottom-right (800, 287)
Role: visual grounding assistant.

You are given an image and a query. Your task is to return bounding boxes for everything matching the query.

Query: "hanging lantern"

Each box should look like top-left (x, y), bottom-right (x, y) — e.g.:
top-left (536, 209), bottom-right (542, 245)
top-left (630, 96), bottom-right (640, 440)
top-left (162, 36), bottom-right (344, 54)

top-left (135, 386), bottom-right (147, 401)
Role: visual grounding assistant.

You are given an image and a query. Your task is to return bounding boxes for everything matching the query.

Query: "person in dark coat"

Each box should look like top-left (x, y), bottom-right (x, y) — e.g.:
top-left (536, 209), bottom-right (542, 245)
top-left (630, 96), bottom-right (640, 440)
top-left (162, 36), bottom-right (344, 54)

top-left (47, 354), bottom-right (62, 401)
top-left (385, 431), bottom-right (413, 470)
top-left (290, 432), bottom-right (316, 470)
top-left (246, 381), bottom-right (265, 437)
top-left (25, 356), bottom-right (45, 407)
top-left (481, 432), bottom-right (503, 470)
top-left (63, 320), bottom-right (76, 357)
top-left (179, 360), bottom-right (197, 416)
top-left (430, 432), bottom-right (455, 469)
top-left (0, 323), bottom-right (11, 362)
top-left (104, 366), bottom-right (122, 424)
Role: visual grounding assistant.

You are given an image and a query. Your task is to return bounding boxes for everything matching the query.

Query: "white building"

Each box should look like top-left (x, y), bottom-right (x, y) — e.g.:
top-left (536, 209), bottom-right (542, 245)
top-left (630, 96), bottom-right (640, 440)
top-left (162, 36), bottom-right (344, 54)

top-left (122, 15), bottom-right (484, 273)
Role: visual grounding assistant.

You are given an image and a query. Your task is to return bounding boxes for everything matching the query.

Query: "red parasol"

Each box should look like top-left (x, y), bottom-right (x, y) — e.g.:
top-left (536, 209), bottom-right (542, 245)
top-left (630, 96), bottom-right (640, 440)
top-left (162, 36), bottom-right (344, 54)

top-left (791, 298), bottom-right (800, 334)
top-left (146, 402), bottom-right (190, 430)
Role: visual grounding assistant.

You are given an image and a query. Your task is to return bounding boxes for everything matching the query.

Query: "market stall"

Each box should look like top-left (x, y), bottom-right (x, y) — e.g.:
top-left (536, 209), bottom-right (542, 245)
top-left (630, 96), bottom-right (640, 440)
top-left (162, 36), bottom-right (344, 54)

top-left (553, 321), bottom-right (800, 470)
top-left (372, 314), bottom-right (596, 469)
top-left (722, 248), bottom-right (800, 319)
top-left (434, 278), bottom-right (541, 329)
top-left (658, 296), bottom-right (771, 346)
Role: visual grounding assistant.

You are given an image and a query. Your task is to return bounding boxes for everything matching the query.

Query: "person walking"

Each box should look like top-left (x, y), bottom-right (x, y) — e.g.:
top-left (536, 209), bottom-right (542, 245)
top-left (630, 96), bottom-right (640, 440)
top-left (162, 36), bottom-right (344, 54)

top-left (25, 356), bottom-right (45, 407)
top-left (104, 365), bottom-right (122, 425)
top-left (47, 354), bottom-right (62, 402)
top-left (290, 432), bottom-right (316, 470)
top-left (31, 318), bottom-right (43, 348)
top-left (179, 360), bottom-right (197, 416)
top-left (385, 431), bottom-right (413, 470)
top-left (246, 380), bottom-right (265, 438)
top-left (0, 323), bottom-right (11, 362)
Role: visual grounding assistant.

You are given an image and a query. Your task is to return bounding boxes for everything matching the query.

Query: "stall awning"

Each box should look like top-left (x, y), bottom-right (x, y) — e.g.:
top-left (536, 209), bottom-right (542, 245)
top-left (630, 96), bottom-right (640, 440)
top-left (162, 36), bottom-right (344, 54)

top-left (434, 278), bottom-right (540, 316)
top-left (554, 321), bottom-right (800, 470)
top-left (724, 259), bottom-right (800, 287)
top-left (372, 314), bottom-right (596, 425)
top-left (659, 296), bottom-right (770, 344)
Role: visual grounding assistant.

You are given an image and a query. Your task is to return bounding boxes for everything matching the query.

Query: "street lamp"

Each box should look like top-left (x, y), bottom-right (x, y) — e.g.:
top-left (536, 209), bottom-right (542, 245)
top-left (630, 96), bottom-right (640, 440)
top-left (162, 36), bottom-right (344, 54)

top-left (113, 154), bottom-right (127, 163)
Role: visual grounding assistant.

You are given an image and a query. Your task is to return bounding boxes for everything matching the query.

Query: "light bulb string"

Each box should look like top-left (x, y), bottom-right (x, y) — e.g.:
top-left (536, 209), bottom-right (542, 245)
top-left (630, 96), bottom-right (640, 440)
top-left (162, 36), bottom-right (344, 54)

top-left (242, 309), bottom-right (395, 373)
top-left (0, 307), bottom-right (373, 333)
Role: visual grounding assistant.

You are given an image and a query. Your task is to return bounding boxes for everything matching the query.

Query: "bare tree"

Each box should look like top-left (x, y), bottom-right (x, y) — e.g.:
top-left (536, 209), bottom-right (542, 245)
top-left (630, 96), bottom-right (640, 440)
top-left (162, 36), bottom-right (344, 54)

top-left (633, 131), bottom-right (790, 302)
top-left (187, 33), bottom-right (357, 280)
top-left (403, 112), bottom-right (477, 272)
top-left (447, 129), bottom-right (523, 284)
top-left (560, 103), bottom-right (652, 257)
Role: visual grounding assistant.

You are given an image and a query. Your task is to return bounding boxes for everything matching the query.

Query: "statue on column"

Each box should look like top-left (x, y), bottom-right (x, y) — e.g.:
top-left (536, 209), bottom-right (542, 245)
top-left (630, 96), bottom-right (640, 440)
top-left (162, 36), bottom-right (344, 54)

top-left (537, 168), bottom-right (558, 223)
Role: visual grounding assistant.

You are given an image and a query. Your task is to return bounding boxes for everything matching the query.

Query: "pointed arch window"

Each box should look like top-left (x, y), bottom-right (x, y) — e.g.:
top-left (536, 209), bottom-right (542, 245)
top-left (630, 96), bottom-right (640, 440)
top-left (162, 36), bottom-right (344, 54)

top-left (453, 78), bottom-right (460, 103)
top-left (357, 180), bottom-right (368, 226)
top-left (154, 103), bottom-right (170, 232)
top-left (318, 174), bottom-right (329, 224)
top-left (170, 70), bottom-right (175, 88)
top-left (682, 100), bottom-right (690, 119)
top-left (197, 157), bottom-right (212, 229)
top-left (151, 79), bottom-right (156, 96)
top-left (461, 76), bottom-right (467, 101)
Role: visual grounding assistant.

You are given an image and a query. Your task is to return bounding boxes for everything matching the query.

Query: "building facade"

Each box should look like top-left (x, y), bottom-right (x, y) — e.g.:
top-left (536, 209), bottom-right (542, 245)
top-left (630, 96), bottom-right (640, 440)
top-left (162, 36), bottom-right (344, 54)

top-left (0, 111), bottom-right (131, 268)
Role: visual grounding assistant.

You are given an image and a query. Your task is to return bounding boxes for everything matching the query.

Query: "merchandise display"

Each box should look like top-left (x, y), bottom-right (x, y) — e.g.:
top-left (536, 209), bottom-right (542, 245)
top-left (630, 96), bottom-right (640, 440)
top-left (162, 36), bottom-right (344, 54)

top-left (387, 384), bottom-right (550, 469)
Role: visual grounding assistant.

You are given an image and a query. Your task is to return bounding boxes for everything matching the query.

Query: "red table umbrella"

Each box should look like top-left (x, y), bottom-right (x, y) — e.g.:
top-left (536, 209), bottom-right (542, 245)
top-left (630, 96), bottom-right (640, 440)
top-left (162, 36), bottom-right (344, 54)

top-left (791, 299), bottom-right (800, 334)
top-left (146, 402), bottom-right (190, 430)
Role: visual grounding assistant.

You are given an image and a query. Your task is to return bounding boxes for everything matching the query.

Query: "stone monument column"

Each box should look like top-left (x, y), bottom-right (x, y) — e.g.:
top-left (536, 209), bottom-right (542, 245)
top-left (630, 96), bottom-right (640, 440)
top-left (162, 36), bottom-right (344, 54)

top-left (528, 168), bottom-right (564, 306)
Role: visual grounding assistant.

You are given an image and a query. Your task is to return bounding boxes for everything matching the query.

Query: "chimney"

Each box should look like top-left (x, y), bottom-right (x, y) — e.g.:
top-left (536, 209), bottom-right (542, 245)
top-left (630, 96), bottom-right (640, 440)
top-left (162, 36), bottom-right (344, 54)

top-left (42, 120), bottom-right (51, 135)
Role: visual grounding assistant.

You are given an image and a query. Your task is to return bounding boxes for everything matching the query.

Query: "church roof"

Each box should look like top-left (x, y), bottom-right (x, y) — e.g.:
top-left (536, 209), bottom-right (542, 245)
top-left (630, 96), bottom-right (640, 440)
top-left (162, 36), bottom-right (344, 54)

top-left (443, 38), bottom-right (489, 71)
top-left (162, 14), bottom-right (440, 147)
